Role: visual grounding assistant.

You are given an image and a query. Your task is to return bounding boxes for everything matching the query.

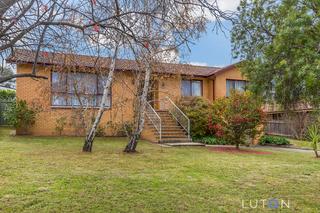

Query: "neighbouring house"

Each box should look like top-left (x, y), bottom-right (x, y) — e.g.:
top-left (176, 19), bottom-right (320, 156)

top-left (7, 49), bottom-right (248, 142)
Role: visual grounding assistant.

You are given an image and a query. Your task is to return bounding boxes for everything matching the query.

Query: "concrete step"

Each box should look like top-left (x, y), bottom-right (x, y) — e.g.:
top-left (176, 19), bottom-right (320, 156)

top-left (161, 127), bottom-right (184, 132)
top-left (154, 131), bottom-right (187, 134)
top-left (160, 138), bottom-right (192, 143)
top-left (156, 110), bottom-right (170, 113)
top-left (145, 118), bottom-right (177, 123)
top-left (156, 134), bottom-right (188, 139)
top-left (160, 121), bottom-right (177, 123)
top-left (164, 142), bottom-right (205, 147)
top-left (161, 125), bottom-right (183, 130)
top-left (146, 110), bottom-right (191, 144)
top-left (153, 131), bottom-right (187, 136)
top-left (146, 124), bottom-right (183, 130)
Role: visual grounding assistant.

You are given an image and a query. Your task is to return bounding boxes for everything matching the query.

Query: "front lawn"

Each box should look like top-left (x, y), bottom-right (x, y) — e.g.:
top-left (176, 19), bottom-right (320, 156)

top-left (289, 138), bottom-right (313, 149)
top-left (0, 127), bottom-right (320, 212)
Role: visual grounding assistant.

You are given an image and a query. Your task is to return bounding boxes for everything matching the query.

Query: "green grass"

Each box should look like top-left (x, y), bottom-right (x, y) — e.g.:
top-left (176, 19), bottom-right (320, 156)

top-left (289, 138), bottom-right (313, 149)
top-left (0, 127), bottom-right (320, 212)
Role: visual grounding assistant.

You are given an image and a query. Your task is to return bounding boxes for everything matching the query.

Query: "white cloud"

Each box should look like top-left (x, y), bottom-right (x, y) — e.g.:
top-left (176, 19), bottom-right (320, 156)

top-left (189, 61), bottom-right (208, 66)
top-left (217, 0), bottom-right (240, 12)
top-left (194, 0), bottom-right (240, 21)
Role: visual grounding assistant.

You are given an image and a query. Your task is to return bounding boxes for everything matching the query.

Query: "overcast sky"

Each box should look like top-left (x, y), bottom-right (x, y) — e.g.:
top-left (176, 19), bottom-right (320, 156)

top-left (184, 0), bottom-right (240, 68)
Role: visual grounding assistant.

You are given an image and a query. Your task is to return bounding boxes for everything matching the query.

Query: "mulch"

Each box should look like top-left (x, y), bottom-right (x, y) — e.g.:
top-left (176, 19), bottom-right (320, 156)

top-left (208, 147), bottom-right (273, 155)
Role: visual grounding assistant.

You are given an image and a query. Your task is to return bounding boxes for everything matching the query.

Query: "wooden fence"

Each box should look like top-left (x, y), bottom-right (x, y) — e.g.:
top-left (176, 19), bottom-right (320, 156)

top-left (264, 120), bottom-right (295, 137)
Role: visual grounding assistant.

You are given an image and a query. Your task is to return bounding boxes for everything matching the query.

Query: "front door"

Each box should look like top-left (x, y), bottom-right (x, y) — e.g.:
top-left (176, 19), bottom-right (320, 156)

top-left (147, 80), bottom-right (159, 109)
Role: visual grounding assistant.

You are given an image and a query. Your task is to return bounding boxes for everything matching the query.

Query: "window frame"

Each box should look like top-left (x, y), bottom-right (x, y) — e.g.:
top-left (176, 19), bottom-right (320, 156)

top-left (181, 79), bottom-right (203, 97)
top-left (226, 79), bottom-right (248, 97)
top-left (50, 71), bottom-right (112, 109)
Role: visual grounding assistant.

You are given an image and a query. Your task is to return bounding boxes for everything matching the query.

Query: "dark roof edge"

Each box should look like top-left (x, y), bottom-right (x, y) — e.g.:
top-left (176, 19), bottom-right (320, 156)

top-left (6, 49), bottom-right (221, 70)
top-left (207, 61), bottom-right (242, 77)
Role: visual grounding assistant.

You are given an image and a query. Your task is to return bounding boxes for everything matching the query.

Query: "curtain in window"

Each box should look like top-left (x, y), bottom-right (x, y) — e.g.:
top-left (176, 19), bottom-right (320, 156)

top-left (235, 80), bottom-right (246, 92)
top-left (181, 80), bottom-right (191, 96)
top-left (181, 80), bottom-right (202, 97)
top-left (51, 72), bottom-right (111, 108)
top-left (52, 94), bottom-right (67, 106)
top-left (51, 72), bottom-right (67, 105)
top-left (52, 72), bottom-right (67, 92)
top-left (226, 80), bottom-right (234, 97)
top-left (226, 80), bottom-right (247, 97)
top-left (192, 81), bottom-right (201, 96)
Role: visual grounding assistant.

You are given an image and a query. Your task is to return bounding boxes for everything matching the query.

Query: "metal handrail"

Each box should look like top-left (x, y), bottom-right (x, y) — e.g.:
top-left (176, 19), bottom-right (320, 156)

top-left (145, 102), bottom-right (161, 141)
top-left (164, 96), bottom-right (191, 139)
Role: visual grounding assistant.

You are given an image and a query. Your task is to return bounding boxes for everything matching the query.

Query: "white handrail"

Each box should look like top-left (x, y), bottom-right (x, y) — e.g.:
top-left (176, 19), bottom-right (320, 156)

top-left (165, 96), bottom-right (189, 122)
top-left (145, 102), bottom-right (161, 141)
top-left (165, 96), bottom-right (190, 139)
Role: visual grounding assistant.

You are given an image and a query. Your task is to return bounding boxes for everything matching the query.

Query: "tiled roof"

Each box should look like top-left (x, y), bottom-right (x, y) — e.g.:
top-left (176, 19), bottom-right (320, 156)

top-left (207, 63), bottom-right (239, 77)
top-left (7, 49), bottom-right (221, 77)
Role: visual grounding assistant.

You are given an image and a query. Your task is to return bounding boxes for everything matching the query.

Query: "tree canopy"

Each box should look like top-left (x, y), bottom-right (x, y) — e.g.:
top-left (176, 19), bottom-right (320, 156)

top-left (232, 0), bottom-right (320, 109)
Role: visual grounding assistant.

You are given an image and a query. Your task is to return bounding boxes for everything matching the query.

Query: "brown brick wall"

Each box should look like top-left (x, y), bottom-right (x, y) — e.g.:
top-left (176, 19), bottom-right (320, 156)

top-left (213, 67), bottom-right (246, 99)
top-left (16, 64), bottom-right (135, 136)
top-left (157, 75), bottom-right (214, 103)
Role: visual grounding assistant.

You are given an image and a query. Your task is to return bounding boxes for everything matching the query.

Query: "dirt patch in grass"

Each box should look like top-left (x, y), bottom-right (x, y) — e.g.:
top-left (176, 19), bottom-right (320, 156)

top-left (208, 147), bottom-right (273, 155)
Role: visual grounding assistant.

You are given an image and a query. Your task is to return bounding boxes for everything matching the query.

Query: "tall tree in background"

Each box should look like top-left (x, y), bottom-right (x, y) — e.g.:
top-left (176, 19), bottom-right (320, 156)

top-left (232, 0), bottom-right (320, 109)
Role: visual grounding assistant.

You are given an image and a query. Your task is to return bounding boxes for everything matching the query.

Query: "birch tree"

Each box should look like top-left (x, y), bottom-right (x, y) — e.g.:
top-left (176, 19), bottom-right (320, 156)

top-left (124, 53), bottom-right (153, 153)
top-left (82, 44), bottom-right (119, 152)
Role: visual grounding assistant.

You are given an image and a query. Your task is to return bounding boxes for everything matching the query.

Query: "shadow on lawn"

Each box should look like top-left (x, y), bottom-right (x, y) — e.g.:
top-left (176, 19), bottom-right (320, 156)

top-left (208, 147), bottom-right (273, 155)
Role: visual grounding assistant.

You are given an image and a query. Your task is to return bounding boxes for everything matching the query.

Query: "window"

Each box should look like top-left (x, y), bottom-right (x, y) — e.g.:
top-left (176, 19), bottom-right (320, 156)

top-left (226, 79), bottom-right (248, 97)
top-left (51, 72), bottom-right (111, 108)
top-left (181, 80), bottom-right (202, 97)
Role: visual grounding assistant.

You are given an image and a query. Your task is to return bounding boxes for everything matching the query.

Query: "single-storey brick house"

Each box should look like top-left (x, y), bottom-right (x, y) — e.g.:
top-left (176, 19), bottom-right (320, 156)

top-left (7, 49), bottom-right (247, 142)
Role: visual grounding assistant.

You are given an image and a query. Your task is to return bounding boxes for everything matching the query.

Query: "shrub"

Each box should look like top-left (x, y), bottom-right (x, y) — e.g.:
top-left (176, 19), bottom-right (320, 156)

top-left (55, 116), bottom-right (67, 136)
top-left (307, 123), bottom-right (320, 158)
top-left (211, 91), bottom-right (265, 149)
top-left (95, 125), bottom-right (106, 137)
top-left (197, 136), bottom-right (228, 145)
top-left (178, 97), bottom-right (213, 138)
top-left (104, 121), bottom-right (133, 137)
top-left (4, 100), bottom-right (40, 130)
top-left (0, 90), bottom-right (15, 101)
top-left (122, 121), bottom-right (133, 137)
top-left (259, 135), bottom-right (290, 145)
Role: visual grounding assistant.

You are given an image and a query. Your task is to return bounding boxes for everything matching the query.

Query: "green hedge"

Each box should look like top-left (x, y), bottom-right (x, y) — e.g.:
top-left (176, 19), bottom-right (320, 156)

top-left (195, 136), bottom-right (228, 145)
top-left (0, 90), bottom-right (15, 101)
top-left (259, 135), bottom-right (290, 145)
top-left (0, 90), bottom-right (16, 125)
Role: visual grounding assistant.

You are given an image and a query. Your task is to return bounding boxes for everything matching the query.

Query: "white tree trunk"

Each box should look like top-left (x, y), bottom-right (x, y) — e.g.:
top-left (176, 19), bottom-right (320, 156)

top-left (82, 46), bottom-right (118, 152)
top-left (124, 59), bottom-right (152, 152)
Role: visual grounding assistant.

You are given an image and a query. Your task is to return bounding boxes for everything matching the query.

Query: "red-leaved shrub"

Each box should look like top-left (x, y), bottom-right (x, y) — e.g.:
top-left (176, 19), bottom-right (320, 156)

top-left (210, 91), bottom-right (265, 149)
